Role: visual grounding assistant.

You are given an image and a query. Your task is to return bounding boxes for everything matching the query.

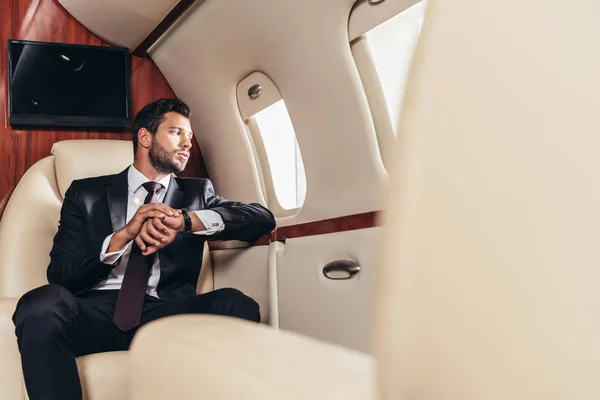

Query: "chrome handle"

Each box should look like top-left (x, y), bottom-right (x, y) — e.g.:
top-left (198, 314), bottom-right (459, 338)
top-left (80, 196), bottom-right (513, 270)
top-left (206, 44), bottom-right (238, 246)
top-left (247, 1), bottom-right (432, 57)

top-left (323, 260), bottom-right (361, 280)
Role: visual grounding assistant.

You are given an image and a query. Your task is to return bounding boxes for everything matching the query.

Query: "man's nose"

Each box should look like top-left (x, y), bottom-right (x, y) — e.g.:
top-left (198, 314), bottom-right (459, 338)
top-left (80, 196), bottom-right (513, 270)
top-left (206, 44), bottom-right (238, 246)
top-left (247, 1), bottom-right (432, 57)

top-left (181, 135), bottom-right (192, 149)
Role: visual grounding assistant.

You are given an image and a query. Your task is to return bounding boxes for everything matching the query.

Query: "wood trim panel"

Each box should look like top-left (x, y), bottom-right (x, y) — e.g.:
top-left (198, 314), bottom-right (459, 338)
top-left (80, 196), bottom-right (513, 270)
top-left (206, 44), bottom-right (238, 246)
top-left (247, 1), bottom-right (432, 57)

top-left (274, 212), bottom-right (380, 241)
top-left (208, 234), bottom-right (270, 251)
top-left (251, 234), bottom-right (271, 246)
top-left (132, 0), bottom-right (197, 57)
top-left (0, 188), bottom-right (15, 223)
top-left (207, 212), bottom-right (380, 250)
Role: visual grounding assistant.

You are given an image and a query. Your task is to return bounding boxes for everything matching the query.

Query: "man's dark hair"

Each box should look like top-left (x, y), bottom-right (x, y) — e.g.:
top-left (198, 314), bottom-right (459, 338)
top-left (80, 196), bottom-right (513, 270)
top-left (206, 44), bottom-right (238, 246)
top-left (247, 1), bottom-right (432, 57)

top-left (131, 98), bottom-right (191, 154)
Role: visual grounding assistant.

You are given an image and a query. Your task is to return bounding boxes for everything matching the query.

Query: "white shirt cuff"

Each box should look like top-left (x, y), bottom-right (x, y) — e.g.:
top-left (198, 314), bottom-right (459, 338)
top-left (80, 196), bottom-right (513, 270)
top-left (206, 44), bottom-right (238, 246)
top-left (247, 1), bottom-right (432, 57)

top-left (100, 233), bottom-right (130, 265)
top-left (192, 210), bottom-right (225, 235)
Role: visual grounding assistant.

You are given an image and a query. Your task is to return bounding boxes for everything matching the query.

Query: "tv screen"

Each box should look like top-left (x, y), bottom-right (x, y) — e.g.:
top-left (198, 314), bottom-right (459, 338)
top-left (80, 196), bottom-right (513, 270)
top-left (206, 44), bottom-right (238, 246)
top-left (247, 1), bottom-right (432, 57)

top-left (8, 40), bottom-right (130, 128)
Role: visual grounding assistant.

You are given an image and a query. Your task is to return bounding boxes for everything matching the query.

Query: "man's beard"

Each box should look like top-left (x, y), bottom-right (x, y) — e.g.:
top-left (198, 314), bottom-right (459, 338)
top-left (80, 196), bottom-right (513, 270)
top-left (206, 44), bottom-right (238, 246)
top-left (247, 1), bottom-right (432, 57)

top-left (149, 140), bottom-right (187, 175)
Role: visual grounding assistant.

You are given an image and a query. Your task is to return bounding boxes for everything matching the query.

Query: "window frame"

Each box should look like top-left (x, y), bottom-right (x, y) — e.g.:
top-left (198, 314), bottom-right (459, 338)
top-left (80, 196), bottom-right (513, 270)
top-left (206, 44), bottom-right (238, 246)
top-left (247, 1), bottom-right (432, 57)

top-left (349, 0), bottom-right (427, 170)
top-left (237, 72), bottom-right (306, 218)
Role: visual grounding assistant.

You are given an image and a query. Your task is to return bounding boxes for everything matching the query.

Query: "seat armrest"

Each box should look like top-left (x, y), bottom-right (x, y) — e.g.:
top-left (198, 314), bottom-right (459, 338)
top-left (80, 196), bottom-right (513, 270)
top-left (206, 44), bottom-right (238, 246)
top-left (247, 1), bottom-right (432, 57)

top-left (129, 315), bottom-right (374, 400)
top-left (0, 298), bottom-right (24, 400)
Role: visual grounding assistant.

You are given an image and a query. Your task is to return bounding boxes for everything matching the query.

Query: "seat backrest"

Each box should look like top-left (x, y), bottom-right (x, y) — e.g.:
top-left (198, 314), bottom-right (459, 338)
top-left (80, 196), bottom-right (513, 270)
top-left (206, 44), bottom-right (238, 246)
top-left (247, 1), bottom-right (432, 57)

top-left (375, 0), bottom-right (600, 399)
top-left (0, 140), bottom-right (213, 299)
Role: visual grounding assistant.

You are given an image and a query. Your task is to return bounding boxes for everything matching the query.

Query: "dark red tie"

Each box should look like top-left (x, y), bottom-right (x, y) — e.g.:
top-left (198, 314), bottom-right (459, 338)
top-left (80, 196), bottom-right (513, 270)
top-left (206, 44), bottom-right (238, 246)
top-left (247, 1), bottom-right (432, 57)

top-left (113, 181), bottom-right (164, 331)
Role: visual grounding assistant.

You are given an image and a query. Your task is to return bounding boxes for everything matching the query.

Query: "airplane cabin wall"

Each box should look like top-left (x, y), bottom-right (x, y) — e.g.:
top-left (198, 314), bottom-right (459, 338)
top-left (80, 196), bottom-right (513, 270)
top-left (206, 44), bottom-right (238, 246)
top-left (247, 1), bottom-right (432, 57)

top-left (56, 0), bottom-right (181, 51)
top-left (0, 0), bottom-right (208, 220)
top-left (149, 0), bottom-right (388, 222)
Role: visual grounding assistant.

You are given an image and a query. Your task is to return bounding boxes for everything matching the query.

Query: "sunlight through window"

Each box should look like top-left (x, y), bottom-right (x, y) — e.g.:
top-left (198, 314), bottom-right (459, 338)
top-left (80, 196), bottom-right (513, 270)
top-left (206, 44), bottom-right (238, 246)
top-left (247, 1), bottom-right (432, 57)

top-left (253, 100), bottom-right (306, 210)
top-left (361, 0), bottom-right (426, 136)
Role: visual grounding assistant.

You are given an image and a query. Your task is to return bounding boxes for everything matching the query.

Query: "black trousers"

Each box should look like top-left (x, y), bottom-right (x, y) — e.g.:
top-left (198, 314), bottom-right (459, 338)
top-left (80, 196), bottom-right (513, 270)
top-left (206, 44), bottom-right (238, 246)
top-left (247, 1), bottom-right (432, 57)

top-left (12, 284), bottom-right (260, 400)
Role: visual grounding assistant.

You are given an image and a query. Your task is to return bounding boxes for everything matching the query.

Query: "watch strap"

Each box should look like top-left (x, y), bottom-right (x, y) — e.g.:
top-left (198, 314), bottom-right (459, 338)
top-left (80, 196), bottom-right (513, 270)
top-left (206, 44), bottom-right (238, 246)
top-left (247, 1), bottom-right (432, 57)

top-left (181, 208), bottom-right (193, 233)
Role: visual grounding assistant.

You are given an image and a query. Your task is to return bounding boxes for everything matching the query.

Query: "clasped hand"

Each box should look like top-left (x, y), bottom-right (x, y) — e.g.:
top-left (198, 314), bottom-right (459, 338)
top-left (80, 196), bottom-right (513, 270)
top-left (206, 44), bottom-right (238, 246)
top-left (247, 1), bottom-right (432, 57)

top-left (123, 204), bottom-right (184, 256)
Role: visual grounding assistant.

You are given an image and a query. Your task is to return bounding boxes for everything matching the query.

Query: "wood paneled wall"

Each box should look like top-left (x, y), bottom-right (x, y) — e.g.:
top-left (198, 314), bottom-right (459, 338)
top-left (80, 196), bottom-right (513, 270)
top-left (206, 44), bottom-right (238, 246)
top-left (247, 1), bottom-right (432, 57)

top-left (0, 0), bottom-right (208, 218)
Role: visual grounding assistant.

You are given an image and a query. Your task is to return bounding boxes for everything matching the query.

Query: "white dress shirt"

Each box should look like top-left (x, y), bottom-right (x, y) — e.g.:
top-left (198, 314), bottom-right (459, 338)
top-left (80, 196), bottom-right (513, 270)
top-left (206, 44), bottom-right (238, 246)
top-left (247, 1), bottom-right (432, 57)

top-left (95, 165), bottom-right (224, 298)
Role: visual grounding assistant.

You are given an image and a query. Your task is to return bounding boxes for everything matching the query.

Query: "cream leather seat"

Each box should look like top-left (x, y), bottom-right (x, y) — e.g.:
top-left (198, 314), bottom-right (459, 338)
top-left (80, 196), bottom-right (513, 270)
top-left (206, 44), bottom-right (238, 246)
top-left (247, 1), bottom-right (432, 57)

top-left (128, 0), bottom-right (600, 398)
top-left (0, 140), bottom-right (213, 400)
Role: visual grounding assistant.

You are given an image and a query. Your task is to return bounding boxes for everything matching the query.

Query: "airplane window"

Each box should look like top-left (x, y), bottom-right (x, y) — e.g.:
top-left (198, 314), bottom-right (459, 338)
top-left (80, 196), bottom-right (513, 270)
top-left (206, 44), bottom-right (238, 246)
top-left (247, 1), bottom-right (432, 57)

top-left (364, 1), bottom-right (425, 136)
top-left (350, 0), bottom-right (426, 168)
top-left (251, 100), bottom-right (306, 210)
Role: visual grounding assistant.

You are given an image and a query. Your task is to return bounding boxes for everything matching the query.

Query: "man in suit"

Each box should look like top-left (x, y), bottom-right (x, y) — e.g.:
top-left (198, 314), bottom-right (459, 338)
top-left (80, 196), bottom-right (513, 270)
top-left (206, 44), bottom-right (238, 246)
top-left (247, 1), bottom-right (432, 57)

top-left (12, 98), bottom-right (276, 400)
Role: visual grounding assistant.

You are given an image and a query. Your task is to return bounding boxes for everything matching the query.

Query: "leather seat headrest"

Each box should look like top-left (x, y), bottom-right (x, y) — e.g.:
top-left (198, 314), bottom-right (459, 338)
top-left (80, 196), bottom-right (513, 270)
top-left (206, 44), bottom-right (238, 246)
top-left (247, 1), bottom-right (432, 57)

top-left (52, 140), bottom-right (134, 199)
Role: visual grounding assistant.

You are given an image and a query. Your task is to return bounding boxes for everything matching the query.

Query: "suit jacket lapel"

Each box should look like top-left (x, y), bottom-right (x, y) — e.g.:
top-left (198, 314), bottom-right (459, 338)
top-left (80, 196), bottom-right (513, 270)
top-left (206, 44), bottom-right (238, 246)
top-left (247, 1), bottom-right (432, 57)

top-left (163, 175), bottom-right (184, 209)
top-left (106, 168), bottom-right (129, 232)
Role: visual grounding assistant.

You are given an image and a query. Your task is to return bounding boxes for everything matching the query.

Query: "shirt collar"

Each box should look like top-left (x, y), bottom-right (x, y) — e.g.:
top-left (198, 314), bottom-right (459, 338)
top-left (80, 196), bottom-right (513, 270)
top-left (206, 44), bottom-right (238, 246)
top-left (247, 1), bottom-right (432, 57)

top-left (128, 165), bottom-right (171, 194)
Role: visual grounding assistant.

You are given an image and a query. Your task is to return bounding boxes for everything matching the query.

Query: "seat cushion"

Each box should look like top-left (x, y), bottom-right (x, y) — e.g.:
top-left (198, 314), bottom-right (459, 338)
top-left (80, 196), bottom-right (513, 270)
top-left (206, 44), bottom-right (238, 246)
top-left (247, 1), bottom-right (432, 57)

top-left (0, 298), bottom-right (22, 400)
top-left (129, 315), bottom-right (374, 399)
top-left (77, 352), bottom-right (130, 400)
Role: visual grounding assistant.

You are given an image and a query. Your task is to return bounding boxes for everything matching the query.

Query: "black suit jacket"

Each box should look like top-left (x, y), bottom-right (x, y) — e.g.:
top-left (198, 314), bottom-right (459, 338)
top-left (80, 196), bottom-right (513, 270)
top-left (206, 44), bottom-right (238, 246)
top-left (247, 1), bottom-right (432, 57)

top-left (47, 168), bottom-right (276, 300)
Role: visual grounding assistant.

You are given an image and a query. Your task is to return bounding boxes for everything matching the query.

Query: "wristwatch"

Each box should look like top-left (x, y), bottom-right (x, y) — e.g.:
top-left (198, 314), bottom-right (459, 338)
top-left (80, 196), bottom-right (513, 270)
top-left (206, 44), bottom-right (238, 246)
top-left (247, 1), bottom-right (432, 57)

top-left (180, 208), bottom-right (193, 233)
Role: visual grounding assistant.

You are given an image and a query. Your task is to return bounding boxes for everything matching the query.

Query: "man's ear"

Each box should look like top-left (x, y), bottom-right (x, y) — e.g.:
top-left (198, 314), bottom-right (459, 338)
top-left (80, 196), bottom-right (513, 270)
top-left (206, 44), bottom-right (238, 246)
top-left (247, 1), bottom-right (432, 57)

top-left (138, 128), bottom-right (153, 150)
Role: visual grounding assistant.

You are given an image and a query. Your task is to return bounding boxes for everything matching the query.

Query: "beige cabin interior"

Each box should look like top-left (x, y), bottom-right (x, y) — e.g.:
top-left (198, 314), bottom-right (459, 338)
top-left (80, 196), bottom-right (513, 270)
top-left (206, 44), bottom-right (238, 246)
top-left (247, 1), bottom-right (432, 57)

top-left (1, 0), bottom-right (599, 398)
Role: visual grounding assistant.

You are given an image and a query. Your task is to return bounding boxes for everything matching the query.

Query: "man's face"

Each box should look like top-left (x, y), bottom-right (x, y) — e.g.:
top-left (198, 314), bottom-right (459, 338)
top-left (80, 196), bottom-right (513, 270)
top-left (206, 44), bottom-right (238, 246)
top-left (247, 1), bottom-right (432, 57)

top-left (148, 112), bottom-right (193, 174)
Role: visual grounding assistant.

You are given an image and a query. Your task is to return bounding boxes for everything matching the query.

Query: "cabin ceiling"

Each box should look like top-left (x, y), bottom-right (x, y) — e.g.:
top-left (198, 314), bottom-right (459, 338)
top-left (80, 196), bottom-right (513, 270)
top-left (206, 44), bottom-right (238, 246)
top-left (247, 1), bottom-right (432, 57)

top-left (57, 0), bottom-right (180, 51)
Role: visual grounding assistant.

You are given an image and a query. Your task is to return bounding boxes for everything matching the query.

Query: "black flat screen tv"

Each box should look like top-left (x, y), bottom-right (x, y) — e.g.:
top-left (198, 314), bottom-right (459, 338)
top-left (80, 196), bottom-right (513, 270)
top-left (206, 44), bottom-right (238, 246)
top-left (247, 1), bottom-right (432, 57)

top-left (8, 40), bottom-right (131, 128)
